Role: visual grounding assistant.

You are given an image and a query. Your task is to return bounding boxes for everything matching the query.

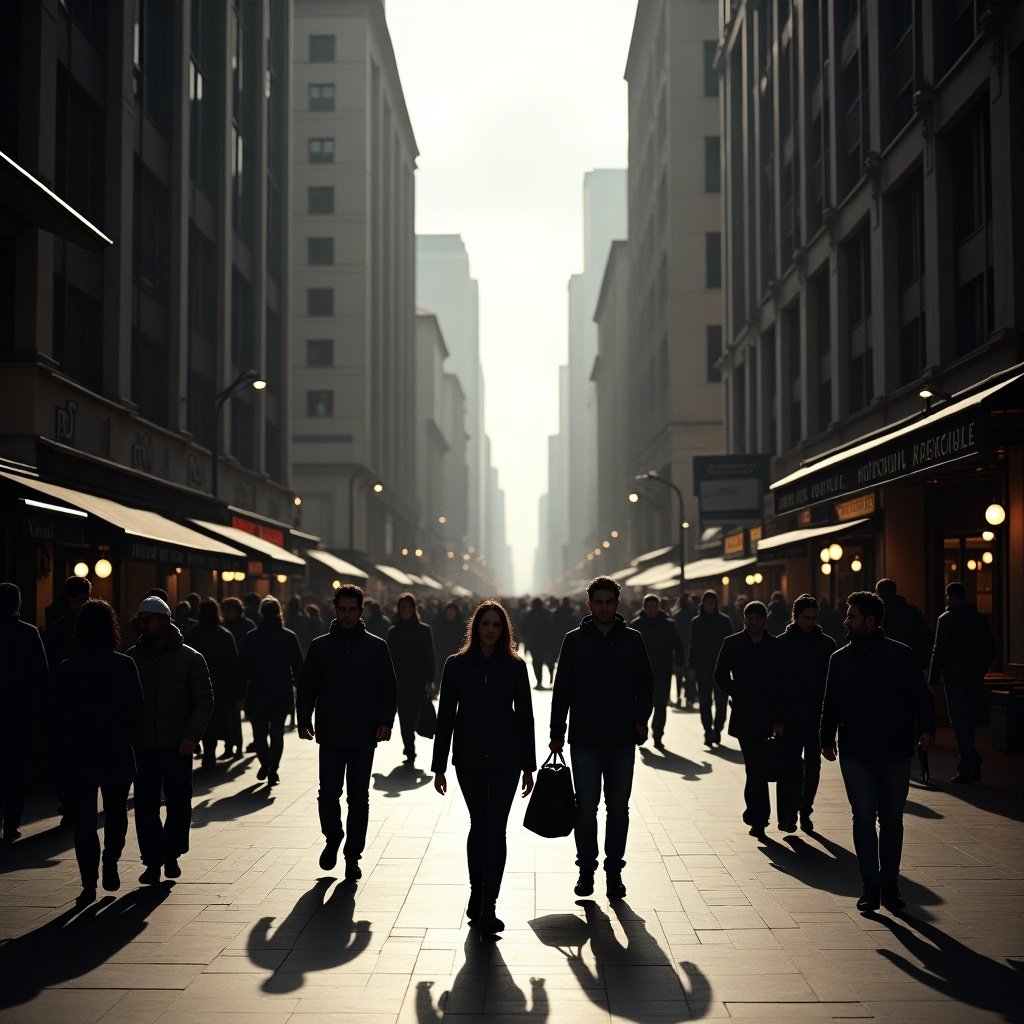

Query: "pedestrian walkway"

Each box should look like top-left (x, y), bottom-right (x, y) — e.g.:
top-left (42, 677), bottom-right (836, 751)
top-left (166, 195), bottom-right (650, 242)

top-left (1, 689), bottom-right (1021, 1023)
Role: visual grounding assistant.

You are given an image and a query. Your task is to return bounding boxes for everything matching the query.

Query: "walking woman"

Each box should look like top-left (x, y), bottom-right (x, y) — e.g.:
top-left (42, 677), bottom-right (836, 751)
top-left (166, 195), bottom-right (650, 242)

top-left (55, 600), bottom-right (144, 905)
top-left (432, 601), bottom-right (536, 933)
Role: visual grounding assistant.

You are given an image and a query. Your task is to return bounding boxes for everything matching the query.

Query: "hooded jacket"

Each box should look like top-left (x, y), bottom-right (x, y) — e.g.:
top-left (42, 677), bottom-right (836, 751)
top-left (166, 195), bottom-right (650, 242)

top-left (775, 622), bottom-right (837, 741)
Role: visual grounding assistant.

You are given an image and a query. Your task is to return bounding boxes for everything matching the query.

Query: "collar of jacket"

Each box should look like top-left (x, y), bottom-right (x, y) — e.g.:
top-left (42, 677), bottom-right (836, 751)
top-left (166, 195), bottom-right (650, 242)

top-left (850, 626), bottom-right (887, 647)
top-left (393, 615), bottom-right (420, 627)
top-left (139, 621), bottom-right (184, 655)
top-left (579, 613), bottom-right (626, 637)
top-left (783, 623), bottom-right (823, 639)
top-left (330, 619), bottom-right (367, 640)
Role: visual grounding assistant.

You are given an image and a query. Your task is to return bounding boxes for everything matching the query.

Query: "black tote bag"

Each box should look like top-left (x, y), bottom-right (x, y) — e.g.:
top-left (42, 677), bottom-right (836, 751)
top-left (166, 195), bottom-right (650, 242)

top-left (523, 752), bottom-right (576, 838)
top-left (415, 696), bottom-right (437, 739)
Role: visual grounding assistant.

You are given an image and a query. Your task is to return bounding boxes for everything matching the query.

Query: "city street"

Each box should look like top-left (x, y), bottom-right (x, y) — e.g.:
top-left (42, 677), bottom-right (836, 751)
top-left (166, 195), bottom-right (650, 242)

top-left (1, 681), bottom-right (1021, 1024)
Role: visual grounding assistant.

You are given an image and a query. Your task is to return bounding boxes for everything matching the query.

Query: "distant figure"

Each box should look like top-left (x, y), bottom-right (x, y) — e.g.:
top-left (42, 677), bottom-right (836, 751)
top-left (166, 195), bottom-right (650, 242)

top-left (363, 599), bottom-right (391, 640)
top-left (766, 590), bottom-right (789, 637)
top-left (387, 593), bottom-right (436, 765)
top-left (821, 591), bottom-right (934, 914)
top-left (551, 596), bottom-right (576, 648)
top-left (672, 598), bottom-right (698, 708)
top-left (173, 601), bottom-right (196, 633)
top-left (55, 600), bottom-right (144, 904)
top-left (687, 590), bottom-right (734, 747)
top-left (433, 600), bottom-right (466, 681)
top-left (432, 601), bottom-right (535, 934)
top-left (522, 597), bottom-right (557, 689)
top-left (875, 579), bottom-right (933, 670)
top-left (817, 598), bottom-right (845, 645)
top-left (221, 597), bottom-right (256, 749)
top-left (306, 602), bottom-right (326, 641)
top-left (927, 582), bottom-right (995, 785)
top-left (630, 594), bottom-right (685, 750)
top-left (286, 595), bottom-right (314, 656)
top-left (186, 599), bottom-right (241, 767)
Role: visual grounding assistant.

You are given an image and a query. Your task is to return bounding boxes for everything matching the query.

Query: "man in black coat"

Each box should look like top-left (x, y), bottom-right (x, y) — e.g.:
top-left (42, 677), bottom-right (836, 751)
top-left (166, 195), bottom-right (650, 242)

top-left (927, 582), bottom-right (995, 785)
top-left (875, 578), bottom-right (933, 670)
top-left (821, 591), bottom-right (934, 913)
top-left (299, 584), bottom-right (398, 880)
top-left (630, 594), bottom-right (685, 749)
top-left (687, 590), bottom-right (734, 747)
top-left (387, 593), bottom-right (436, 765)
top-left (550, 577), bottom-right (654, 901)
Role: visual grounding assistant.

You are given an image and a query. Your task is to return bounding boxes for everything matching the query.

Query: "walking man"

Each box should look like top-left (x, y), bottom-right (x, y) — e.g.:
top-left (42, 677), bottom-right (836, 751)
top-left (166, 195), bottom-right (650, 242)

top-left (927, 582), bottom-right (995, 784)
top-left (386, 593), bottom-right (435, 766)
top-left (821, 591), bottom-right (934, 913)
top-left (630, 594), bottom-right (685, 749)
top-left (550, 577), bottom-right (653, 900)
top-left (299, 585), bottom-right (397, 880)
top-left (687, 590), bottom-right (734, 747)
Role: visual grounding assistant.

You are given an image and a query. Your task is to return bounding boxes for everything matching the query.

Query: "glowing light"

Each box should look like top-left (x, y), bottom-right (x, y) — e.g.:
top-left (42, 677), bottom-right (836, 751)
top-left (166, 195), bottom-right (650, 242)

top-left (610, 530), bottom-right (619, 539)
top-left (850, 557), bottom-right (862, 573)
top-left (828, 543), bottom-right (843, 562)
top-left (985, 503), bottom-right (1005, 526)
top-left (753, 572), bottom-right (763, 584)
top-left (982, 551), bottom-right (993, 565)
top-left (437, 515), bottom-right (446, 524)
top-left (966, 559), bottom-right (977, 571)
top-left (950, 563), bottom-right (957, 572)
top-left (745, 574), bottom-right (755, 586)
top-left (293, 496), bottom-right (302, 506)
top-left (372, 482), bottom-right (384, 494)
top-left (721, 576), bottom-right (730, 586)
top-left (401, 547), bottom-right (409, 556)
top-left (628, 492), bottom-right (640, 503)
top-left (332, 580), bottom-right (341, 590)
top-left (414, 548), bottom-right (423, 558)
top-left (74, 562), bottom-right (89, 577)
top-left (276, 574), bottom-right (288, 583)
top-left (602, 540), bottom-right (610, 548)
top-left (94, 558), bottom-right (112, 579)
top-left (821, 563), bottom-right (832, 576)
top-left (819, 547), bottom-right (831, 563)
top-left (981, 530), bottom-right (994, 542)
top-left (251, 378), bottom-right (267, 391)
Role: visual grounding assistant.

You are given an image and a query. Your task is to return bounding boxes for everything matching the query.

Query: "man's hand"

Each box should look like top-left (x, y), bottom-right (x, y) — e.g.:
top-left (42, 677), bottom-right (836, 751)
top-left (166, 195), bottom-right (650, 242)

top-left (521, 771), bottom-right (534, 797)
top-left (178, 737), bottom-right (196, 757)
top-left (549, 739), bottom-right (563, 754)
top-left (298, 725), bottom-right (315, 741)
top-left (434, 772), bottom-right (446, 795)
top-left (821, 744), bottom-right (837, 762)
top-left (376, 726), bottom-right (392, 742)
top-left (918, 733), bottom-right (934, 752)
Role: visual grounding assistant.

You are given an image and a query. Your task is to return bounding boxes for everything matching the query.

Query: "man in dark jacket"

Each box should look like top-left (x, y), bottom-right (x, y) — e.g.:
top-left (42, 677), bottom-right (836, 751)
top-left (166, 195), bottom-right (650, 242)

top-left (927, 582), bottom-right (995, 785)
top-left (821, 591), bottom-right (935, 913)
top-left (630, 594), bottom-right (685, 749)
top-left (688, 590), bottom-right (734, 747)
top-left (875, 578), bottom-right (933, 670)
top-left (523, 597), bottom-right (557, 688)
top-left (550, 577), bottom-right (654, 901)
top-left (776, 595), bottom-right (837, 832)
top-left (714, 601), bottom-right (790, 837)
top-left (185, 599), bottom-right (240, 767)
top-left (126, 595), bottom-right (214, 884)
top-left (387, 593), bottom-right (436, 765)
top-left (766, 591), bottom-right (789, 637)
top-left (0, 583), bottom-right (48, 843)
top-left (299, 584), bottom-right (398, 880)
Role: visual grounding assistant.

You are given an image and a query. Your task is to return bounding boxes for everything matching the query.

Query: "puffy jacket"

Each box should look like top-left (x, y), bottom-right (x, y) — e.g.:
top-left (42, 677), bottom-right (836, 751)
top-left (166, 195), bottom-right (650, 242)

top-left (239, 617), bottom-right (305, 715)
top-left (550, 614), bottom-right (654, 748)
top-left (713, 630), bottom-right (786, 739)
top-left (387, 617), bottom-right (435, 691)
top-left (927, 601), bottom-right (995, 690)
top-left (298, 619), bottom-right (398, 748)
top-left (629, 610), bottom-right (685, 680)
top-left (776, 623), bottom-right (837, 742)
top-left (687, 609), bottom-right (733, 678)
top-left (431, 651), bottom-right (536, 774)
top-left (126, 625), bottom-right (214, 748)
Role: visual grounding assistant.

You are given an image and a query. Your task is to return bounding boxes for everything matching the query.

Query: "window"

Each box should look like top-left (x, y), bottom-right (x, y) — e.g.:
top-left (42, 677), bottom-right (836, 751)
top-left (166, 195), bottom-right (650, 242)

top-left (307, 237), bottom-right (334, 265)
top-left (306, 288), bottom-right (334, 316)
top-left (309, 34), bottom-right (335, 62)
top-left (308, 137), bottom-right (334, 163)
top-left (895, 172), bottom-right (925, 385)
top-left (306, 390), bottom-right (334, 417)
top-left (705, 232), bottom-right (722, 289)
top-left (843, 224), bottom-right (872, 413)
top-left (811, 268), bottom-right (832, 431)
top-left (309, 83), bottom-right (335, 111)
top-left (705, 137), bottom-right (721, 193)
top-left (307, 339), bottom-right (333, 366)
top-left (706, 325), bottom-right (722, 382)
top-left (703, 40), bottom-right (719, 97)
top-left (881, 0), bottom-right (921, 145)
top-left (308, 186), bottom-right (334, 214)
top-left (837, 0), bottom-right (870, 198)
top-left (783, 303), bottom-right (801, 448)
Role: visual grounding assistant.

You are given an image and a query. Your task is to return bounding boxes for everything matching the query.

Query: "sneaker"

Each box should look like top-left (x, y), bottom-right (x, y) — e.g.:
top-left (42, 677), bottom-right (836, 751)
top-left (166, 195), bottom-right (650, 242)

top-left (856, 885), bottom-right (881, 912)
top-left (574, 872), bottom-right (595, 897)
top-left (1, 829), bottom-right (21, 844)
top-left (880, 885), bottom-right (906, 912)
top-left (319, 839), bottom-right (341, 871)
top-left (606, 872), bottom-right (627, 899)
top-left (164, 858), bottom-right (182, 879)
top-left (344, 861), bottom-right (362, 881)
top-left (778, 821), bottom-right (798, 834)
top-left (102, 862), bottom-right (120, 892)
top-left (268, 771), bottom-right (280, 786)
top-left (256, 764), bottom-right (268, 780)
top-left (139, 864), bottom-right (161, 885)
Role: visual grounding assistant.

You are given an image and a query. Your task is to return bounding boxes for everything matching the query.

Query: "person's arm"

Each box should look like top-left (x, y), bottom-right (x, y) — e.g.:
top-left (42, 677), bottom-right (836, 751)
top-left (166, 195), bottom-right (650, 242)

top-left (375, 643), bottom-right (398, 741)
top-left (549, 634), bottom-right (573, 751)
top-left (123, 657), bottom-right (145, 729)
top-left (686, 618), bottom-right (697, 677)
top-left (431, 657), bottom-right (459, 776)
top-left (713, 636), bottom-right (734, 694)
top-left (926, 615), bottom-right (946, 692)
top-left (819, 653), bottom-right (840, 760)
top-left (297, 642), bottom-right (320, 739)
top-left (634, 636), bottom-right (655, 733)
top-left (513, 658), bottom-right (537, 773)
top-left (907, 645), bottom-right (935, 749)
top-left (287, 631), bottom-right (305, 685)
top-left (182, 651), bottom-right (214, 755)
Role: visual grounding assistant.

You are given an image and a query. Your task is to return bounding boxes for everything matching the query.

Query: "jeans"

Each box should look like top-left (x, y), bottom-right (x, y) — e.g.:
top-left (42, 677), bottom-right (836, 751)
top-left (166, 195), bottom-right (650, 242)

top-left (840, 756), bottom-right (911, 886)
top-left (737, 736), bottom-right (771, 828)
top-left (571, 744), bottom-right (636, 873)
top-left (696, 674), bottom-right (728, 736)
top-left (397, 689), bottom-right (421, 760)
top-left (317, 744), bottom-right (375, 863)
top-left (776, 737), bottom-right (822, 820)
top-left (650, 675), bottom-right (671, 742)
top-left (70, 775), bottom-right (131, 885)
top-left (944, 684), bottom-right (980, 776)
top-left (454, 765), bottom-right (520, 904)
top-left (134, 746), bottom-right (194, 866)
top-left (248, 708), bottom-right (286, 773)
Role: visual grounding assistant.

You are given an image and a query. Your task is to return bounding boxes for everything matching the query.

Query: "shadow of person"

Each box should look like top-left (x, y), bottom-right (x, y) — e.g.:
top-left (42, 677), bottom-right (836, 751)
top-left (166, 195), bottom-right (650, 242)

top-left (0, 883), bottom-right (173, 1010)
top-left (372, 764), bottom-right (433, 799)
top-left (874, 912), bottom-right (1024, 1021)
top-left (903, 798), bottom-right (943, 819)
top-left (190, 756), bottom-right (258, 798)
top-left (707, 742), bottom-right (746, 765)
top-left (414, 931), bottom-right (548, 1021)
top-left (247, 876), bottom-right (371, 993)
top-left (638, 746), bottom-right (712, 782)
top-left (191, 783), bottom-right (275, 828)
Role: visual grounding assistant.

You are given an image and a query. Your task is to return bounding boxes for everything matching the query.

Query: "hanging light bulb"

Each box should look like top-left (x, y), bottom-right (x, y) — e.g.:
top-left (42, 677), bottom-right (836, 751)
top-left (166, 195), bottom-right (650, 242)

top-left (819, 547), bottom-right (831, 563)
top-left (828, 542), bottom-right (843, 562)
top-left (985, 503), bottom-right (1006, 526)
top-left (821, 563), bottom-right (832, 575)
top-left (982, 530), bottom-right (994, 542)
top-left (850, 557), bottom-right (862, 573)
top-left (74, 561), bottom-right (89, 578)
top-left (721, 575), bottom-right (730, 586)
top-left (753, 572), bottom-right (763, 584)
top-left (982, 551), bottom-right (993, 565)
top-left (94, 558), bottom-right (113, 579)
top-left (966, 559), bottom-right (977, 571)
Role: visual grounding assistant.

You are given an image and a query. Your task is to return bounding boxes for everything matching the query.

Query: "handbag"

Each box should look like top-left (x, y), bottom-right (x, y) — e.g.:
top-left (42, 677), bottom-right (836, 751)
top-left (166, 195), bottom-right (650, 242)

top-left (415, 696), bottom-right (437, 739)
top-left (523, 751), bottom-right (576, 838)
top-left (761, 734), bottom-right (798, 782)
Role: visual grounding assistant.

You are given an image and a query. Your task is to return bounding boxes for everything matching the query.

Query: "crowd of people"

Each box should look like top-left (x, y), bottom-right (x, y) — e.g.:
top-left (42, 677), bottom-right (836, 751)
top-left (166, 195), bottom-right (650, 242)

top-left (0, 570), bottom-right (995, 928)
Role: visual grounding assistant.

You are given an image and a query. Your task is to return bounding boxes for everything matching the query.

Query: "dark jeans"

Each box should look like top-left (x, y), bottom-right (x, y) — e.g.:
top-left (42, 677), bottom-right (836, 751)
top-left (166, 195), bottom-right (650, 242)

top-left (775, 736), bottom-right (822, 820)
top-left (70, 775), bottom-right (131, 885)
top-left (840, 756), bottom-right (911, 886)
top-left (571, 744), bottom-right (635, 873)
top-left (317, 744), bottom-right (375, 864)
top-left (397, 689), bottom-right (421, 760)
top-left (454, 764), bottom-right (520, 905)
top-left (134, 746), bottom-right (194, 866)
top-left (248, 707), bottom-right (286, 773)
top-left (945, 684), bottom-right (980, 775)
top-left (696, 674), bottom-right (728, 736)
top-left (737, 736), bottom-right (771, 828)
top-left (651, 675), bottom-right (671, 742)
top-left (1, 738), bottom-right (32, 832)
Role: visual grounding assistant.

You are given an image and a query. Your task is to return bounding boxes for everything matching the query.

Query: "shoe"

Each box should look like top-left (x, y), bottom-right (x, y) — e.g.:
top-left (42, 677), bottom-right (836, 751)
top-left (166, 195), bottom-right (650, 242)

top-left (653, 737), bottom-right (666, 750)
top-left (344, 861), bottom-right (362, 881)
top-left (606, 872), bottom-right (627, 899)
top-left (102, 862), bottom-right (120, 892)
top-left (800, 813), bottom-right (814, 833)
top-left (748, 825), bottom-right (766, 839)
top-left (574, 872), bottom-right (595, 897)
top-left (856, 885), bottom-right (881, 912)
top-left (319, 839), bottom-right (341, 871)
top-left (778, 821), bottom-right (798, 834)
top-left (713, 730), bottom-right (722, 745)
top-left (880, 885), bottom-right (905, 912)
top-left (139, 864), bottom-right (161, 885)
top-left (76, 886), bottom-right (96, 907)
top-left (246, 742), bottom-right (257, 752)
top-left (950, 772), bottom-right (976, 785)
top-left (467, 889), bottom-right (481, 923)
top-left (476, 906), bottom-right (504, 933)
top-left (164, 858), bottom-right (181, 879)
top-left (268, 771), bottom-right (280, 786)
top-left (200, 759), bottom-right (217, 770)
top-left (257, 764), bottom-right (268, 781)
top-left (1, 829), bottom-right (21, 844)
top-left (534, 684), bottom-right (544, 690)
top-left (217, 748), bottom-right (233, 760)
top-left (703, 732), bottom-right (714, 747)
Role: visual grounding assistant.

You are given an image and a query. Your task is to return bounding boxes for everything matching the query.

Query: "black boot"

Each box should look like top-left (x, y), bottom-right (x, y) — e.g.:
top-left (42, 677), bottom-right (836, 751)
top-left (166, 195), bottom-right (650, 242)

top-left (476, 902), bottom-right (504, 933)
top-left (466, 889), bottom-right (481, 923)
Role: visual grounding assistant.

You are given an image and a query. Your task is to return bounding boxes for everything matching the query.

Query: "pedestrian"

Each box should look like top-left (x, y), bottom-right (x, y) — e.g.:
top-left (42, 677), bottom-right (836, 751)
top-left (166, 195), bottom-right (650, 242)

top-left (173, 600), bottom-right (197, 633)
top-left (432, 600), bottom-right (466, 681)
top-left (630, 594), bottom-right (685, 750)
top-left (363, 599), bottom-right (391, 640)
top-left (306, 602), bottom-right (326, 640)
top-left (286, 595), bottom-right (314, 657)
top-left (672, 597), bottom-right (698, 708)
top-left (817, 597), bottom-right (845, 645)
top-left (221, 596), bottom-right (256, 751)
top-left (238, 596), bottom-right (305, 786)
top-left (432, 600), bottom-right (536, 933)
top-left (775, 595), bottom-right (836, 832)
top-left (550, 577), bottom-right (654, 900)
top-left (927, 582), bottom-right (995, 784)
top-left (126, 595), bottom-right (214, 884)
top-left (875, 578), bottom-right (933, 670)
top-left (387, 593), bottom-right (436, 766)
top-left (821, 591), bottom-right (935, 913)
top-left (55, 600), bottom-right (144, 904)
top-left (185, 599), bottom-right (241, 768)
top-left (298, 584), bottom-right (397, 880)
top-left (713, 601), bottom-right (791, 837)
top-left (0, 582), bottom-right (48, 843)
top-left (767, 590), bottom-right (789, 637)
top-left (522, 597), bottom-right (557, 689)
top-left (687, 590), bottom-right (734, 747)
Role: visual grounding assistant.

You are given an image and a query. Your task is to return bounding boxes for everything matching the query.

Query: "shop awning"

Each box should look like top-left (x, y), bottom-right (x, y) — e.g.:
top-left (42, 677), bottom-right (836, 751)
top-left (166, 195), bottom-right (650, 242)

top-left (450, 584), bottom-right (474, 598)
top-left (683, 555), bottom-right (756, 581)
top-left (1, 471), bottom-right (246, 569)
top-left (189, 519), bottom-right (305, 570)
top-left (626, 560), bottom-right (679, 587)
top-left (305, 549), bottom-right (369, 579)
top-left (418, 574), bottom-right (444, 590)
top-left (630, 545), bottom-right (674, 567)
top-left (757, 518), bottom-right (869, 553)
top-left (375, 564), bottom-right (414, 586)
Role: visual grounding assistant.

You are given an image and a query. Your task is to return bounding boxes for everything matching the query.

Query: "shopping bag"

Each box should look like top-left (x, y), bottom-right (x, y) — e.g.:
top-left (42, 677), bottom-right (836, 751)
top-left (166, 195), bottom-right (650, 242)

top-left (523, 751), bottom-right (576, 838)
top-left (761, 734), bottom-right (798, 782)
top-left (415, 696), bottom-right (437, 738)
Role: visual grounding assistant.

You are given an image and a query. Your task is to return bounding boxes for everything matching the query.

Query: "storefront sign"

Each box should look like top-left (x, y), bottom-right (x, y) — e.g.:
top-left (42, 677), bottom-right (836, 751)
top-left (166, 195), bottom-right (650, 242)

top-left (25, 515), bottom-right (84, 544)
top-left (835, 492), bottom-right (876, 521)
top-left (231, 515), bottom-right (285, 548)
top-left (748, 525), bottom-right (762, 544)
top-left (723, 530), bottom-right (746, 556)
top-left (125, 538), bottom-right (242, 573)
top-left (694, 454), bottom-right (772, 522)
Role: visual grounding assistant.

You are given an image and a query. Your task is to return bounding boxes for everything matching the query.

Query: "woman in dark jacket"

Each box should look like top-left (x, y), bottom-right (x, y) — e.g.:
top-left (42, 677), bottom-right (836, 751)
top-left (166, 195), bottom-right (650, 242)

top-left (55, 600), bottom-right (144, 905)
top-left (186, 599), bottom-right (240, 767)
top-left (432, 601), bottom-right (536, 934)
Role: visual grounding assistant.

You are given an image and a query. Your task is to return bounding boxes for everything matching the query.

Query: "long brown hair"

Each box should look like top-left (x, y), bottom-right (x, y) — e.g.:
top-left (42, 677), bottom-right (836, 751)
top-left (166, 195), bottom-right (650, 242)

top-left (457, 600), bottom-right (519, 660)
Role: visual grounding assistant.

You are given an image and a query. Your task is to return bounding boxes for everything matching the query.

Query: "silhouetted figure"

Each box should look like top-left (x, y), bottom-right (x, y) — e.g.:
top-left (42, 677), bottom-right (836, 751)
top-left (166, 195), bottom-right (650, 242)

top-left (687, 589), bottom-right (734, 747)
top-left (630, 594), bottom-right (685, 749)
top-left (387, 593), bottom-right (436, 765)
top-left (363, 599), bottom-right (391, 640)
top-left (432, 600), bottom-right (466, 681)
top-left (522, 597), bottom-right (558, 688)
top-left (306, 602), bottom-right (326, 641)
top-left (817, 597), bottom-right (845, 644)
top-left (766, 590), bottom-right (789, 637)
top-left (875, 578), bottom-right (933, 670)
top-left (186, 599), bottom-right (241, 767)
top-left (285, 595), bottom-right (314, 656)
top-left (221, 596), bottom-right (257, 751)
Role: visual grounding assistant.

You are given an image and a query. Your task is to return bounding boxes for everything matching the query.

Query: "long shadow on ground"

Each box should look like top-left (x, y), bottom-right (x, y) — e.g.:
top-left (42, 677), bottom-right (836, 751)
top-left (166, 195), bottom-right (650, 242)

top-left (639, 746), bottom-right (713, 783)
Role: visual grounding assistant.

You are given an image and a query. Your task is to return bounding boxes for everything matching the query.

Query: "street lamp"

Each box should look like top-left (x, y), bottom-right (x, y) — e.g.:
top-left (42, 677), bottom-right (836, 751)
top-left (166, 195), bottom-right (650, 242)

top-left (635, 470), bottom-right (688, 597)
top-left (348, 470), bottom-right (384, 551)
top-left (211, 369), bottom-right (266, 498)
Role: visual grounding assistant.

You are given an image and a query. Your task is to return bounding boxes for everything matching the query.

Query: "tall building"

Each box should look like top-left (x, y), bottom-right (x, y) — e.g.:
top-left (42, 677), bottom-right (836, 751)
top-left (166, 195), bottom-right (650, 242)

top-left (719, 1), bottom-right (1024, 668)
top-left (290, 0), bottom-right (419, 562)
top-left (1, 0), bottom-right (298, 625)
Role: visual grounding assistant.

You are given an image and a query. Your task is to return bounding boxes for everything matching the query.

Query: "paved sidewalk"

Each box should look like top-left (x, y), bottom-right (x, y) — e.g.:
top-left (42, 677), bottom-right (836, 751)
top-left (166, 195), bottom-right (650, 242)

top-left (1, 687), bottom-right (1022, 1023)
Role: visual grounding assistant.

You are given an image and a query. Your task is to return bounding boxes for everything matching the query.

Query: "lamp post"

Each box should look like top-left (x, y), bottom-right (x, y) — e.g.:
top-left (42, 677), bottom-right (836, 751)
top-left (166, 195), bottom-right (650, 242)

top-left (347, 470), bottom-right (384, 551)
top-left (635, 470), bottom-right (688, 597)
top-left (211, 369), bottom-right (266, 499)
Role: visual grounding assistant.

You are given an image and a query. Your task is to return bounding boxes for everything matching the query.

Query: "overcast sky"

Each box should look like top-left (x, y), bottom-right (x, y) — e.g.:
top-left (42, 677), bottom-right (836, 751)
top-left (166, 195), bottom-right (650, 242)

top-left (386, 0), bottom-right (638, 592)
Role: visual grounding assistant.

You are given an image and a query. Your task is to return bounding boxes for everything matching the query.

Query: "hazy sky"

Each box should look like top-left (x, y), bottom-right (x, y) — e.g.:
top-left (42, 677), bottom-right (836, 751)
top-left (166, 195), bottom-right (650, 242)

top-left (386, 0), bottom-right (638, 592)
